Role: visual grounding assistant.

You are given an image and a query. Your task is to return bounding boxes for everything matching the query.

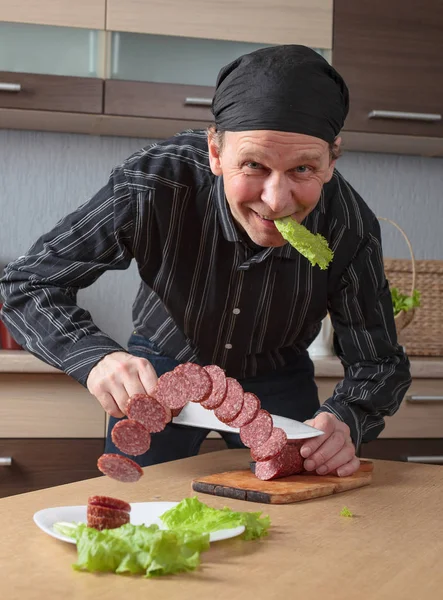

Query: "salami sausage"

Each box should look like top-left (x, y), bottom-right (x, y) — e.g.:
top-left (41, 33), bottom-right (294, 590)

top-left (201, 365), bottom-right (227, 409)
top-left (154, 363), bottom-right (212, 409)
top-left (250, 427), bottom-right (287, 461)
top-left (240, 409), bottom-right (273, 448)
top-left (87, 504), bottom-right (130, 521)
top-left (87, 495), bottom-right (131, 513)
top-left (254, 443), bottom-right (304, 480)
top-left (87, 514), bottom-right (130, 531)
top-left (127, 393), bottom-right (170, 433)
top-left (214, 377), bottom-right (244, 424)
top-left (97, 454), bottom-right (143, 483)
top-left (228, 392), bottom-right (260, 428)
top-left (111, 419), bottom-right (151, 456)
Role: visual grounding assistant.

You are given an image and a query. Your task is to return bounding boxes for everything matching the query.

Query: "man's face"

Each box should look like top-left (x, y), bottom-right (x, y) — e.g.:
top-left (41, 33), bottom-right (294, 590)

top-left (208, 130), bottom-right (340, 247)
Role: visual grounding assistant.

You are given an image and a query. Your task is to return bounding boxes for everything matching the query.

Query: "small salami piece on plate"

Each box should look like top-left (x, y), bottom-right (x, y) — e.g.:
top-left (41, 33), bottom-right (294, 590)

top-left (87, 504), bottom-right (130, 522)
top-left (88, 495), bottom-right (131, 513)
top-left (87, 513), bottom-right (130, 531)
top-left (254, 443), bottom-right (304, 481)
top-left (201, 365), bottom-right (227, 409)
top-left (111, 419), bottom-right (151, 456)
top-left (228, 391), bottom-right (260, 428)
top-left (154, 363), bottom-right (212, 409)
top-left (127, 393), bottom-right (170, 433)
top-left (97, 454), bottom-right (143, 483)
top-left (250, 427), bottom-right (288, 461)
top-left (214, 377), bottom-right (244, 424)
top-left (240, 409), bottom-right (273, 448)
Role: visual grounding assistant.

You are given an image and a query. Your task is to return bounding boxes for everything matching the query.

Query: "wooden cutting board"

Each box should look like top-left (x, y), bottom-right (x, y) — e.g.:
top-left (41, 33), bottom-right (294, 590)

top-left (192, 459), bottom-right (373, 504)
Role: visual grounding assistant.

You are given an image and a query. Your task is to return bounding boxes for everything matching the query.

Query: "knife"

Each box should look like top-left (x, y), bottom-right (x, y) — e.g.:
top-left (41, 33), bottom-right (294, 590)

top-left (172, 402), bottom-right (324, 440)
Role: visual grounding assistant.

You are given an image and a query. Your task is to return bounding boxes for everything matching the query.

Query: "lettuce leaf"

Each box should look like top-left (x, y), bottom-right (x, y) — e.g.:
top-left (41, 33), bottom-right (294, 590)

top-left (54, 522), bottom-right (209, 577)
top-left (274, 216), bottom-right (333, 270)
top-left (160, 496), bottom-right (270, 541)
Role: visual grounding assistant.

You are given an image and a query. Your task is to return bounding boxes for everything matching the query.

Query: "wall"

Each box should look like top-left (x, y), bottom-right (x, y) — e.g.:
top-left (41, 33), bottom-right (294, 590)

top-left (1, 129), bottom-right (442, 347)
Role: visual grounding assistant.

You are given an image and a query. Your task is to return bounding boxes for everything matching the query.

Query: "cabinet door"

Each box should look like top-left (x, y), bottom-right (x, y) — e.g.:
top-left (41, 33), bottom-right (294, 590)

top-left (106, 0), bottom-right (333, 48)
top-left (333, 0), bottom-right (443, 137)
top-left (0, 0), bottom-right (105, 29)
top-left (0, 22), bottom-right (104, 112)
top-left (0, 439), bottom-right (104, 498)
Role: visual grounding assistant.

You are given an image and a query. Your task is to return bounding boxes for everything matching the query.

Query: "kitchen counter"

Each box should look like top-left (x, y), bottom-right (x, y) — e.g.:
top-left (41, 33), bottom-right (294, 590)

top-left (1, 449), bottom-right (443, 600)
top-left (1, 349), bottom-right (442, 378)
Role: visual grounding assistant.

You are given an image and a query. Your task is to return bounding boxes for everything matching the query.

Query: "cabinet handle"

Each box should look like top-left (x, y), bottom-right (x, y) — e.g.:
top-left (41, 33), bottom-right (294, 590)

top-left (368, 110), bottom-right (442, 122)
top-left (0, 457), bottom-right (12, 466)
top-left (0, 83), bottom-right (21, 93)
top-left (405, 456), bottom-right (443, 465)
top-left (406, 395), bottom-right (443, 403)
top-left (184, 97), bottom-right (212, 107)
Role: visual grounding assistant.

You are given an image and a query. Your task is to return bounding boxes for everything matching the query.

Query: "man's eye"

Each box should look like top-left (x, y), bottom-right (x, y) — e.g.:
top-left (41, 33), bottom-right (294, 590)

top-left (294, 165), bottom-right (310, 173)
top-left (245, 162), bottom-right (262, 170)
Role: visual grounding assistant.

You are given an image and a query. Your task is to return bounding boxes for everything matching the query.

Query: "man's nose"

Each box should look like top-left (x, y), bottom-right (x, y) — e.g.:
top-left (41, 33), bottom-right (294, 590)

top-left (261, 174), bottom-right (293, 213)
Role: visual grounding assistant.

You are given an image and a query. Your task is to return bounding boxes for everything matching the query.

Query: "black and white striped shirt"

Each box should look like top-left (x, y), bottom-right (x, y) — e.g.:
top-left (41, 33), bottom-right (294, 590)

top-left (0, 130), bottom-right (411, 446)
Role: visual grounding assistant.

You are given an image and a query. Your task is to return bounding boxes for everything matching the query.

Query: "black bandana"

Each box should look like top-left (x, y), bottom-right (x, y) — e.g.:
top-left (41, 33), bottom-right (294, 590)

top-left (211, 45), bottom-right (349, 143)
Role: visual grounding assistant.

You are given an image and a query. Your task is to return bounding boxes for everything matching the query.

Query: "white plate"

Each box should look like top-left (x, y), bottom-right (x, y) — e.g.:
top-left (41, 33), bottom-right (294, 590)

top-left (33, 501), bottom-right (245, 544)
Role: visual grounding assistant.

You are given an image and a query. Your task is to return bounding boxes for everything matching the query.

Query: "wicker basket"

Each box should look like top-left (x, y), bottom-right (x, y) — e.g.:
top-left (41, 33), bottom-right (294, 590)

top-left (384, 258), bottom-right (443, 356)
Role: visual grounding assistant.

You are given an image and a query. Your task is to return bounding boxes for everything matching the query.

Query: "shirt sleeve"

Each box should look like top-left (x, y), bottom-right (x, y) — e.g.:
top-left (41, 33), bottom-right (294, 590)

top-left (316, 219), bottom-right (412, 447)
top-left (0, 165), bottom-right (135, 386)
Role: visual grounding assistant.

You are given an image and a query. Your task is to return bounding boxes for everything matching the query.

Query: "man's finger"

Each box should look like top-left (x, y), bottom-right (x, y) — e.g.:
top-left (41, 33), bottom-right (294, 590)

top-left (303, 430), bottom-right (349, 471)
top-left (314, 442), bottom-right (356, 475)
top-left (97, 391), bottom-right (125, 418)
top-left (300, 415), bottom-right (335, 458)
top-left (336, 455), bottom-right (361, 477)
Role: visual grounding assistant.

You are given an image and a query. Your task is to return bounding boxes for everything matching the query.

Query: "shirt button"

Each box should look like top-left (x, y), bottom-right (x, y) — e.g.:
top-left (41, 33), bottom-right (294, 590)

top-left (225, 343), bottom-right (233, 350)
top-left (232, 308), bottom-right (241, 315)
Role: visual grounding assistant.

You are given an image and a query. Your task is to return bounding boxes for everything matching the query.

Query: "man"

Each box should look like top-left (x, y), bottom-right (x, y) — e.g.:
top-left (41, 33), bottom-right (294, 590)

top-left (0, 45), bottom-right (411, 477)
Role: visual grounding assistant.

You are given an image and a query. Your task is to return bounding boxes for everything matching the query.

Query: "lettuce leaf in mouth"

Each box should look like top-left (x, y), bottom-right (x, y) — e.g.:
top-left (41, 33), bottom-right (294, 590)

top-left (274, 216), bottom-right (333, 270)
top-left (53, 522), bottom-right (209, 577)
top-left (159, 496), bottom-right (270, 541)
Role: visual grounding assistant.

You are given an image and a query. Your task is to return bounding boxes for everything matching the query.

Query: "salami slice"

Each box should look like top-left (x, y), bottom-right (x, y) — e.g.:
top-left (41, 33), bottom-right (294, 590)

top-left (88, 495), bottom-right (131, 513)
top-left (214, 377), bottom-right (244, 424)
top-left (111, 419), bottom-right (151, 456)
top-left (87, 514), bottom-right (130, 531)
top-left (127, 393), bottom-right (170, 433)
top-left (250, 427), bottom-right (287, 461)
top-left (240, 409), bottom-right (273, 448)
top-left (87, 505), bottom-right (130, 521)
top-left (228, 392), bottom-right (260, 428)
top-left (254, 443), bottom-right (304, 480)
top-left (154, 363), bottom-right (212, 409)
top-left (201, 365), bottom-right (227, 409)
top-left (97, 454), bottom-right (143, 483)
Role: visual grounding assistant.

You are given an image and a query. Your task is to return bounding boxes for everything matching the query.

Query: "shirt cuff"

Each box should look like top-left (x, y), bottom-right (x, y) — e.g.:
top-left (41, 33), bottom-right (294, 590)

top-left (61, 334), bottom-right (127, 387)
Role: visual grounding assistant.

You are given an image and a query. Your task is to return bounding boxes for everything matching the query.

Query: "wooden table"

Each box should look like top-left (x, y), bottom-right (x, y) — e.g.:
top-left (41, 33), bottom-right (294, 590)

top-left (1, 450), bottom-right (443, 600)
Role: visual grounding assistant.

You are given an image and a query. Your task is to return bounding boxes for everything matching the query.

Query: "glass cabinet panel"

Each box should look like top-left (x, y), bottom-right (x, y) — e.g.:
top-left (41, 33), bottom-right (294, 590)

top-left (0, 22), bottom-right (104, 77)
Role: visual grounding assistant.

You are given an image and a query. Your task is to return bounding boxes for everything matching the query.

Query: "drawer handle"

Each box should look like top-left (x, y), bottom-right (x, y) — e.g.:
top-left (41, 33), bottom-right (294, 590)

top-left (0, 82), bottom-right (21, 93)
top-left (368, 110), bottom-right (442, 122)
top-left (184, 97), bottom-right (212, 107)
top-left (405, 456), bottom-right (443, 465)
top-left (0, 457), bottom-right (12, 466)
top-left (406, 395), bottom-right (443, 403)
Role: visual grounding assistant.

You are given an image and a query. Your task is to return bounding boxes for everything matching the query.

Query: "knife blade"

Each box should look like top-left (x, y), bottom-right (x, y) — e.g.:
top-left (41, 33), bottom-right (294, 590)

top-left (172, 402), bottom-right (324, 440)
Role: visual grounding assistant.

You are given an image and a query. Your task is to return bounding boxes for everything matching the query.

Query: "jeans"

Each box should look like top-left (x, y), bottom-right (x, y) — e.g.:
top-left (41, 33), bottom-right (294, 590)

top-left (104, 333), bottom-right (320, 467)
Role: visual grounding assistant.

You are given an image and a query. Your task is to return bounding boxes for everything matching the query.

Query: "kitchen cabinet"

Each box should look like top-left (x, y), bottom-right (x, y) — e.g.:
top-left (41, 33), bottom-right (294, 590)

top-left (2, 0), bottom-right (106, 30)
top-left (0, 353), bottom-right (106, 497)
top-left (333, 0), bottom-right (443, 151)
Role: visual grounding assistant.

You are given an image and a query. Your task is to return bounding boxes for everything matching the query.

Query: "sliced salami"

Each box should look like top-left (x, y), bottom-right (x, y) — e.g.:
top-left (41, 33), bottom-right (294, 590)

top-left (87, 504), bottom-right (130, 521)
top-left (154, 363), bottom-right (212, 409)
top-left (88, 495), bottom-right (131, 513)
top-left (240, 409), bottom-right (273, 448)
top-left (250, 427), bottom-right (287, 461)
top-left (111, 419), bottom-right (151, 456)
top-left (127, 393), bottom-right (170, 433)
top-left (87, 514), bottom-right (130, 531)
top-left (228, 392), bottom-right (261, 428)
top-left (201, 365), bottom-right (227, 409)
top-left (255, 443), bottom-right (304, 481)
top-left (97, 454), bottom-right (143, 483)
top-left (214, 377), bottom-right (244, 424)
